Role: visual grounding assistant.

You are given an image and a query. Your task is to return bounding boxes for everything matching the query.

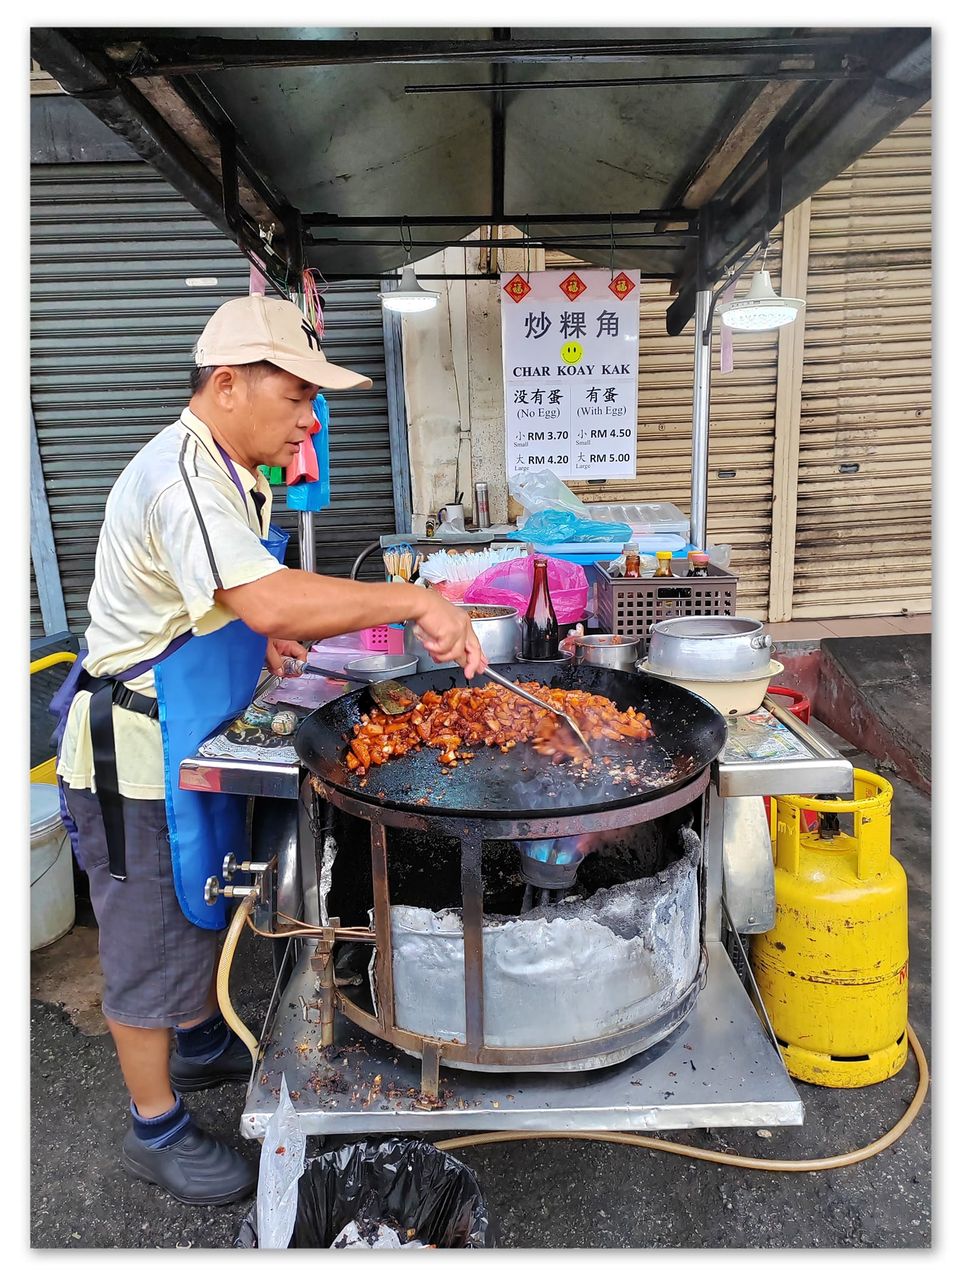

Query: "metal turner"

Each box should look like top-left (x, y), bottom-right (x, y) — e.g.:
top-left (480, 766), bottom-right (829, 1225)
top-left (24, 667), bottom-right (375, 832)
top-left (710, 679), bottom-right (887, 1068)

top-left (282, 659), bottom-right (417, 716)
top-left (481, 666), bottom-right (593, 757)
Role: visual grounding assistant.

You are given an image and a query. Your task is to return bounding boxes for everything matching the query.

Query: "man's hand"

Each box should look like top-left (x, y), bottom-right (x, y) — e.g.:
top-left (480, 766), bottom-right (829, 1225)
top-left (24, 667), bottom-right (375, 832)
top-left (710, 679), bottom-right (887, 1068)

top-left (412, 593), bottom-right (487, 679)
top-left (265, 637), bottom-right (309, 676)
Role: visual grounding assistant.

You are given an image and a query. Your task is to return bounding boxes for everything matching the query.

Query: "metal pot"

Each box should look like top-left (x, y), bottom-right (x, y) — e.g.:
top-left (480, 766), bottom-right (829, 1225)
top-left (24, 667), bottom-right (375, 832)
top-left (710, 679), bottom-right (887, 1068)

top-left (567, 633), bottom-right (640, 672)
top-left (646, 615), bottom-right (772, 680)
top-left (404, 603), bottom-right (520, 671)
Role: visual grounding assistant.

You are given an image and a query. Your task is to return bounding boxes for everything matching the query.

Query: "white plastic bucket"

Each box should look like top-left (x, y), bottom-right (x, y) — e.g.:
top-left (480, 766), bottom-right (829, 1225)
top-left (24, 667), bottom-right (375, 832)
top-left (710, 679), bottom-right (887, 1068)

top-left (31, 783), bottom-right (75, 950)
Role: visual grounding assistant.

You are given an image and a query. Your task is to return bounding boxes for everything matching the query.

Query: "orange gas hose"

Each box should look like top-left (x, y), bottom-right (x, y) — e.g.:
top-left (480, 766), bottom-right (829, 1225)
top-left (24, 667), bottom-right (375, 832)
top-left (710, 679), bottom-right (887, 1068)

top-left (435, 1022), bottom-right (928, 1172)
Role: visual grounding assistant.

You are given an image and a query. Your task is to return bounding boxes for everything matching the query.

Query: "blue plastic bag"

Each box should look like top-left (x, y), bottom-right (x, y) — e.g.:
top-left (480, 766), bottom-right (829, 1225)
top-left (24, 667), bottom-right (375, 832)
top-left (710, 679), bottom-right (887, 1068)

top-left (287, 394), bottom-right (331, 512)
top-left (507, 509), bottom-right (633, 545)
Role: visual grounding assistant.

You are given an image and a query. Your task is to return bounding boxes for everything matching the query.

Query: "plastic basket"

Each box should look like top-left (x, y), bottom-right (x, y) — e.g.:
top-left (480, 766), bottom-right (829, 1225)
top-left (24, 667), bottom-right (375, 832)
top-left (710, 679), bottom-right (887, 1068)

top-left (596, 562), bottom-right (737, 657)
top-left (360, 627), bottom-right (389, 651)
top-left (361, 626), bottom-right (406, 654)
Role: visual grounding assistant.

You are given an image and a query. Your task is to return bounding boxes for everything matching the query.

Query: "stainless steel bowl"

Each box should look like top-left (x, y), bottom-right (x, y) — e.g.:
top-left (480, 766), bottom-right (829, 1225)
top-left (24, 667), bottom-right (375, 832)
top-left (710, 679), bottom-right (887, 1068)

top-left (344, 653), bottom-right (420, 679)
top-left (646, 615), bottom-right (772, 680)
top-left (567, 633), bottom-right (640, 672)
top-left (404, 603), bottom-right (520, 671)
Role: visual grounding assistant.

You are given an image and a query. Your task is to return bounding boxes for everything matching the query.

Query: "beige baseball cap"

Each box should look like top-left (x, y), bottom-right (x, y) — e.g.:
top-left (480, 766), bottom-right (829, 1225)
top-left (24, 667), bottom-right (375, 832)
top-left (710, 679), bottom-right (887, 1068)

top-left (194, 295), bottom-right (373, 391)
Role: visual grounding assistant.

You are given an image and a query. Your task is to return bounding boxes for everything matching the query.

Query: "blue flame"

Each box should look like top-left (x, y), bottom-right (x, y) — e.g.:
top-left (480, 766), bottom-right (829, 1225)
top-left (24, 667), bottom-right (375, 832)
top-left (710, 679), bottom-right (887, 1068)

top-left (521, 836), bottom-right (584, 866)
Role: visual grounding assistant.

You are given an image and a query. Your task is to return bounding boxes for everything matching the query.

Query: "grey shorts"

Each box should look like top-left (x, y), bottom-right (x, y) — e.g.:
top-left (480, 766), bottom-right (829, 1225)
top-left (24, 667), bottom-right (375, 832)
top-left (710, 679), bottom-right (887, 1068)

top-left (62, 784), bottom-right (221, 1029)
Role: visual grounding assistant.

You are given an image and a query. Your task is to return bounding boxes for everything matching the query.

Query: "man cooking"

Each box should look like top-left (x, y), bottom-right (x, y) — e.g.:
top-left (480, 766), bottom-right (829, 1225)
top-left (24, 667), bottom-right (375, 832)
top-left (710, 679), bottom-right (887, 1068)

top-left (55, 294), bottom-right (485, 1206)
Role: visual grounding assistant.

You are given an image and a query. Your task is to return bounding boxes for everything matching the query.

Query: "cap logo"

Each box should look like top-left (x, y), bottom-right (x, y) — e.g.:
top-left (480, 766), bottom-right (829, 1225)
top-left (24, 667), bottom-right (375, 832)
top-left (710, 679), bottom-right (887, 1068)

top-left (300, 320), bottom-right (321, 352)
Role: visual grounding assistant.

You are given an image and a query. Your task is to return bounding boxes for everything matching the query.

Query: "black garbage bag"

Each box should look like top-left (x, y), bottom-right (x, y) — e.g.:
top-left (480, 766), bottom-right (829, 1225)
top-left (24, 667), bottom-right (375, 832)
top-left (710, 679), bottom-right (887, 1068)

top-left (235, 1138), bottom-right (495, 1248)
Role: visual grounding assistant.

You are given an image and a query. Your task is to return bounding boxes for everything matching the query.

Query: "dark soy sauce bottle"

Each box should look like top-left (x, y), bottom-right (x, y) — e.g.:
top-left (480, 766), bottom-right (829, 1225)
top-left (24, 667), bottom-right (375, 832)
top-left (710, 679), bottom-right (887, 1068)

top-left (521, 556), bottom-right (560, 660)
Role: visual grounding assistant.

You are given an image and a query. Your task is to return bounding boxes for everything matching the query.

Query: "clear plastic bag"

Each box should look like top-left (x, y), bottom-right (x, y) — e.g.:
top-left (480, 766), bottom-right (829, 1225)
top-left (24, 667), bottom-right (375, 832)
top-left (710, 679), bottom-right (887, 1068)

top-left (463, 554), bottom-right (588, 624)
top-left (508, 469), bottom-right (588, 516)
top-left (256, 1075), bottom-right (306, 1250)
top-left (508, 509), bottom-right (633, 546)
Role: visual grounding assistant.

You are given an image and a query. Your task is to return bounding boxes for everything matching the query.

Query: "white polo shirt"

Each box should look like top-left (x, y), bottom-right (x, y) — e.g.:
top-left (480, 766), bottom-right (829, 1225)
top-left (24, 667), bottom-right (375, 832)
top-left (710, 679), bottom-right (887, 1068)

top-left (57, 408), bottom-right (284, 800)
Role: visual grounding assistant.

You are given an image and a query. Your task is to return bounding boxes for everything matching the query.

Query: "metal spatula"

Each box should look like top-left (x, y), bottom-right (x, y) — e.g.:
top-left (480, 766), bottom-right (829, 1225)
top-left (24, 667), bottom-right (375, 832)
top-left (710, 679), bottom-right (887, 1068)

top-left (283, 659), bottom-right (418, 716)
top-left (481, 666), bottom-right (593, 756)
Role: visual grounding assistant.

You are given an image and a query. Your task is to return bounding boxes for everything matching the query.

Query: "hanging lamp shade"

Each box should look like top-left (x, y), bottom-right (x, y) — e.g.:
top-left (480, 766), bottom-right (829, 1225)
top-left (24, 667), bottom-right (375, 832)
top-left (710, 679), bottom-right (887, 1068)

top-left (716, 269), bottom-right (805, 332)
top-left (379, 263), bottom-right (440, 313)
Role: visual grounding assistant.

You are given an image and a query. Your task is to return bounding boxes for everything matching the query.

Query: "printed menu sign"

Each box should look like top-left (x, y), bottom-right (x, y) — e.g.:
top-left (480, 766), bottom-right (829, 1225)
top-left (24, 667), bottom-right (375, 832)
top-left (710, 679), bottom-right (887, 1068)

top-left (501, 268), bottom-right (640, 480)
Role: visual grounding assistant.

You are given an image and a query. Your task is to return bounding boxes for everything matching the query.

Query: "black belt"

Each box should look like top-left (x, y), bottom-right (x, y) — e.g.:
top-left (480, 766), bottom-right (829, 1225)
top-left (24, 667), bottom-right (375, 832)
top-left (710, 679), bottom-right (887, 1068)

top-left (78, 670), bottom-right (160, 882)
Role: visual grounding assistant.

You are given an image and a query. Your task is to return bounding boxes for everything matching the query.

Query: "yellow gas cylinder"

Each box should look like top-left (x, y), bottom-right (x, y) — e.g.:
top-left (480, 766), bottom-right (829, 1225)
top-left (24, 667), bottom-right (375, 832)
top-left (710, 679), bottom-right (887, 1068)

top-left (753, 771), bottom-right (908, 1087)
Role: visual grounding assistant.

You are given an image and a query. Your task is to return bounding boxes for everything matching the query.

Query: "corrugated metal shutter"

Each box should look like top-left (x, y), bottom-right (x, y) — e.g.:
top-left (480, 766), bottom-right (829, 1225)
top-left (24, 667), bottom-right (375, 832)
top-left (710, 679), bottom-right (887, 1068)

top-left (791, 104), bottom-right (931, 617)
top-left (544, 248), bottom-right (782, 619)
top-left (30, 161), bottom-right (396, 636)
top-left (29, 561), bottom-right (43, 637)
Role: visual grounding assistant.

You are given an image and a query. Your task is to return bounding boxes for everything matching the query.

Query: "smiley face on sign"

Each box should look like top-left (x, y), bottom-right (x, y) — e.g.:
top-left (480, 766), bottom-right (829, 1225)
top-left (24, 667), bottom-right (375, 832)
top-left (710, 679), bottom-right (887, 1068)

top-left (560, 341), bottom-right (583, 365)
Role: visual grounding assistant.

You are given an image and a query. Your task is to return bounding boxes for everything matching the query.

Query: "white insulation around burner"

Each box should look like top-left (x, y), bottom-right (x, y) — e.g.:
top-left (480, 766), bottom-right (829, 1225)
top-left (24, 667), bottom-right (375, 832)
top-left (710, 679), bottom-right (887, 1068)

top-left (387, 828), bottom-right (702, 1052)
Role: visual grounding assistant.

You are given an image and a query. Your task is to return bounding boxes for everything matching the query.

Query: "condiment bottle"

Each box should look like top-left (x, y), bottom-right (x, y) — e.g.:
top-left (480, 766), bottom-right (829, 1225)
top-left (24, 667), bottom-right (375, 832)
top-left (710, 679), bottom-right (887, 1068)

top-left (687, 551), bottom-right (710, 578)
top-left (654, 550), bottom-right (674, 578)
top-left (623, 542), bottom-right (641, 578)
top-left (521, 556), bottom-right (560, 660)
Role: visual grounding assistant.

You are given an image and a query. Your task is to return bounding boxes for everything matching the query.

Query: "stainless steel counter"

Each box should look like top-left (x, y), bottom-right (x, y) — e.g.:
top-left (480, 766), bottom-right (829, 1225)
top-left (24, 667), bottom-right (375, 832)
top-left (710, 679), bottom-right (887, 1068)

top-left (715, 697), bottom-right (854, 798)
top-left (241, 938), bottom-right (802, 1139)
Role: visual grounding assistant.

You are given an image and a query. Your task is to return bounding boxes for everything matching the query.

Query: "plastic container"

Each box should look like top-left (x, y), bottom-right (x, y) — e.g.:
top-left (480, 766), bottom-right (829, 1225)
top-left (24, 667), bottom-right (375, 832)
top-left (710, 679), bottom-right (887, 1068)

top-left (520, 536), bottom-right (693, 562)
top-left (584, 501), bottom-right (690, 541)
top-left (360, 625), bottom-right (406, 654)
top-left (31, 783), bottom-right (75, 950)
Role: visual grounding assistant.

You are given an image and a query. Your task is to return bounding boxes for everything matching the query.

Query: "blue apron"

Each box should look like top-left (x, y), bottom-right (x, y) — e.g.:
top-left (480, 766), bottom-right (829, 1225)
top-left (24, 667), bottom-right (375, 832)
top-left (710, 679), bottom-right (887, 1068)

top-left (156, 443), bottom-right (289, 929)
top-left (53, 441), bottom-right (289, 931)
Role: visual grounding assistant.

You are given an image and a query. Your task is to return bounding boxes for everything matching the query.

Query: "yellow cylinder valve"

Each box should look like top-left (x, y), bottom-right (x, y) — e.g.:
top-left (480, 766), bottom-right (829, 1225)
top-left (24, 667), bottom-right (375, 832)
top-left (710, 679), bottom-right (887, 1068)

top-left (752, 770), bottom-right (908, 1088)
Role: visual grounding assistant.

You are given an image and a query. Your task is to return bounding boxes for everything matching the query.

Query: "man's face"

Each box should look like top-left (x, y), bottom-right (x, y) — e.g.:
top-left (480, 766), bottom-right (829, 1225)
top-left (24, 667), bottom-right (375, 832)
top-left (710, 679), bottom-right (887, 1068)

top-left (235, 366), bottom-right (320, 467)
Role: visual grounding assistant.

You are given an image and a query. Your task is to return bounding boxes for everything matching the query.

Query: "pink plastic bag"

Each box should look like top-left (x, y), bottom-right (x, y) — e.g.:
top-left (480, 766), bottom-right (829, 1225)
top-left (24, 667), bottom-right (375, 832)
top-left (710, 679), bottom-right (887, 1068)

top-left (463, 554), bottom-right (588, 624)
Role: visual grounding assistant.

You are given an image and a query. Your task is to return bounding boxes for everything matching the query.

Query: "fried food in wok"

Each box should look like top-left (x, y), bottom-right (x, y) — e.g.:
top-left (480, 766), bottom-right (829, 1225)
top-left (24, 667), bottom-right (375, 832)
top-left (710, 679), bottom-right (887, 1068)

top-left (345, 681), bottom-right (653, 774)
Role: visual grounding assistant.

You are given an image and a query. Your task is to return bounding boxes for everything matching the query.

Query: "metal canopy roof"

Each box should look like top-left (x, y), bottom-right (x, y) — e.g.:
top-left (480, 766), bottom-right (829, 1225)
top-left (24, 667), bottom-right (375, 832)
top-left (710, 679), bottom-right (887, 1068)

top-left (31, 26), bottom-right (930, 332)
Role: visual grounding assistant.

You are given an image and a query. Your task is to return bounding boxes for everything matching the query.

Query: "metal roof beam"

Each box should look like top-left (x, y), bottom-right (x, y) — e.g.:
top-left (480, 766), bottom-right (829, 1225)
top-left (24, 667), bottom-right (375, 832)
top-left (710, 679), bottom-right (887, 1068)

top-left (74, 31), bottom-right (895, 76)
top-left (665, 31), bottom-right (930, 334)
top-left (31, 27), bottom-right (294, 294)
top-left (403, 69), bottom-right (889, 93)
top-left (301, 212), bottom-right (693, 227)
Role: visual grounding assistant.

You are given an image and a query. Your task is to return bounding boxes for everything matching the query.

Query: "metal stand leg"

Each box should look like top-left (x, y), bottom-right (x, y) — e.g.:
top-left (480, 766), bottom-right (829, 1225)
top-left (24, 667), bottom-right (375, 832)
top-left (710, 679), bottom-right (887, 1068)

top-left (312, 925), bottom-right (337, 1048)
top-left (420, 1039), bottom-right (442, 1099)
top-left (370, 823), bottom-right (396, 1030)
top-left (460, 835), bottom-right (485, 1055)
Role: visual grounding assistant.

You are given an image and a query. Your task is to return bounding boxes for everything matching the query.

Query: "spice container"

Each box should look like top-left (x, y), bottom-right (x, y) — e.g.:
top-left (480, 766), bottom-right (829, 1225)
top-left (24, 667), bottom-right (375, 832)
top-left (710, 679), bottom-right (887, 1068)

top-left (623, 543), bottom-right (641, 578)
top-left (687, 552), bottom-right (710, 578)
top-left (654, 550), bottom-right (674, 578)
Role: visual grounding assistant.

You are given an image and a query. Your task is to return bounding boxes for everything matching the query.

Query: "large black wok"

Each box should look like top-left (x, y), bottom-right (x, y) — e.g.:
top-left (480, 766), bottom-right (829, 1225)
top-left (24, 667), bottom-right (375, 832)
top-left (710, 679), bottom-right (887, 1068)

top-left (295, 663), bottom-right (727, 820)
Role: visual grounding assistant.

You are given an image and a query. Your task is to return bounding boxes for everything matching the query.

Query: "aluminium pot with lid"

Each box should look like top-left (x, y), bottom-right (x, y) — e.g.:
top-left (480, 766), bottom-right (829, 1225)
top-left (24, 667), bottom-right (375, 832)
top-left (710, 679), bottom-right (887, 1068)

top-left (646, 615), bottom-right (773, 681)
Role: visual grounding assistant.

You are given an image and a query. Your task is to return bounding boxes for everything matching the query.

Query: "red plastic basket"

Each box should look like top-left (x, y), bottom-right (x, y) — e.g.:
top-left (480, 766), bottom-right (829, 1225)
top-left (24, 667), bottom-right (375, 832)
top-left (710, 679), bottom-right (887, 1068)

top-left (765, 685), bottom-right (816, 830)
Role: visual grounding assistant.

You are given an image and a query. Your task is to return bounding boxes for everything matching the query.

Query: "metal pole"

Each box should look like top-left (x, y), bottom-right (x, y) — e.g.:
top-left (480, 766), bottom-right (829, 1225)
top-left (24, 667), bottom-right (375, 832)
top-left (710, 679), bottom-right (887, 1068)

top-left (298, 512), bottom-right (316, 574)
top-left (290, 283), bottom-right (318, 573)
top-left (691, 289), bottom-right (713, 551)
top-left (29, 404), bottom-right (68, 635)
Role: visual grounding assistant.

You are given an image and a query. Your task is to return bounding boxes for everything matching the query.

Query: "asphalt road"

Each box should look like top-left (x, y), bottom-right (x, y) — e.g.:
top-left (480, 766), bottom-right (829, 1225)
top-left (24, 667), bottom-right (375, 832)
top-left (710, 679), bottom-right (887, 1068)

top-left (30, 751), bottom-right (931, 1249)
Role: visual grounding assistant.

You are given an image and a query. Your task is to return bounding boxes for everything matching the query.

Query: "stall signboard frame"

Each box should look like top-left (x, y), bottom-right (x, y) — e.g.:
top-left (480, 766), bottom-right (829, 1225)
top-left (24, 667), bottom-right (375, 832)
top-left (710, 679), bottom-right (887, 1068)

top-left (500, 268), bottom-right (640, 482)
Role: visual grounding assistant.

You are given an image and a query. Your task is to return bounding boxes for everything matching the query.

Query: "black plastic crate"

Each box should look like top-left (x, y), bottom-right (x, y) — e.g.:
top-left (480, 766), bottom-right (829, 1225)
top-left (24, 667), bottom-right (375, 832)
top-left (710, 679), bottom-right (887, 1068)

top-left (596, 562), bottom-right (738, 657)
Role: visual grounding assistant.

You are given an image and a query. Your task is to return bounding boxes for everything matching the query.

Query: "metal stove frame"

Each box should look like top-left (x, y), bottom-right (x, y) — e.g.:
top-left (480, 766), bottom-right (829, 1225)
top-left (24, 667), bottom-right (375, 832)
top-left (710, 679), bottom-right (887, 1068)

top-left (188, 699), bottom-right (853, 1137)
